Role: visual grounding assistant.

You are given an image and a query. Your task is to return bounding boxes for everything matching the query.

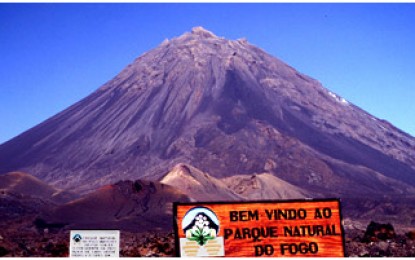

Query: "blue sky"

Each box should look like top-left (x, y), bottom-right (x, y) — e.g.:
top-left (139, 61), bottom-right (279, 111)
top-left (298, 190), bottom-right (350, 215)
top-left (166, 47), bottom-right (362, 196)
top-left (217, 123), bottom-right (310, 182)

top-left (1, 3), bottom-right (414, 144)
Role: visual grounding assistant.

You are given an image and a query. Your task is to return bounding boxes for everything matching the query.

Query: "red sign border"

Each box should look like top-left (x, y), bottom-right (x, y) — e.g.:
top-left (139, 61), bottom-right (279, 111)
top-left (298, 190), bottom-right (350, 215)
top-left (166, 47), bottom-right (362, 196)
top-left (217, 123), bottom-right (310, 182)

top-left (173, 198), bottom-right (346, 257)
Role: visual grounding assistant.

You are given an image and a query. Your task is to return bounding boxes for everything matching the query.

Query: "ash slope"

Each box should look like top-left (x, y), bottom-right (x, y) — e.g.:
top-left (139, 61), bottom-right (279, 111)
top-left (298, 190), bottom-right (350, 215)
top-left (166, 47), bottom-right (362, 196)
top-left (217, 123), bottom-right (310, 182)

top-left (0, 27), bottom-right (414, 197)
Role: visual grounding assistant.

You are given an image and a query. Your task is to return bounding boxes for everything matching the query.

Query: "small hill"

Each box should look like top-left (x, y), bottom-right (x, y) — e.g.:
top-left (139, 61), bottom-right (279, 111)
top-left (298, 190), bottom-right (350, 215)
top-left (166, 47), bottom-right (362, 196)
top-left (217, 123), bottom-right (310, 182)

top-left (0, 172), bottom-right (76, 203)
top-left (160, 163), bottom-right (312, 201)
top-left (160, 163), bottom-right (242, 201)
top-left (39, 179), bottom-right (190, 232)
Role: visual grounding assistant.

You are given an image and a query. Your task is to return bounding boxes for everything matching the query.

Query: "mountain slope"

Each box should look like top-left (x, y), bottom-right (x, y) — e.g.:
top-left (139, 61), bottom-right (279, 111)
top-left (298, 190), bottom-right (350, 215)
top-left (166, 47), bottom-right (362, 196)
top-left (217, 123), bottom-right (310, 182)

top-left (0, 27), bottom-right (414, 198)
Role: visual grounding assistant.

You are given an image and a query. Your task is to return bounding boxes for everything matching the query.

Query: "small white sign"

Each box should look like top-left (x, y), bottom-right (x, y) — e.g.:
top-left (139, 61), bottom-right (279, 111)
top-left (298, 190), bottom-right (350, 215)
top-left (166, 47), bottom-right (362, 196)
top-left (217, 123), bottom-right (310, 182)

top-left (69, 230), bottom-right (120, 258)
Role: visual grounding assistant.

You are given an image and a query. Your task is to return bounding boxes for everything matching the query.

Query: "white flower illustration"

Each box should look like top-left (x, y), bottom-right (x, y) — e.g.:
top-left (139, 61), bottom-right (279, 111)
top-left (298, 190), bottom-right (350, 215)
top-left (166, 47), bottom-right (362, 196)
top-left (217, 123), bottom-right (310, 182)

top-left (188, 214), bottom-right (216, 246)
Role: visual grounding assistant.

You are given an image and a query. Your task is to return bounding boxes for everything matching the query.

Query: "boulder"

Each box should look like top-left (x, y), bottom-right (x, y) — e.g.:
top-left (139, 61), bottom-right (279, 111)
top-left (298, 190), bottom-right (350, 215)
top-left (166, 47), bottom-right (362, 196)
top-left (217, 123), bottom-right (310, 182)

top-left (363, 221), bottom-right (395, 242)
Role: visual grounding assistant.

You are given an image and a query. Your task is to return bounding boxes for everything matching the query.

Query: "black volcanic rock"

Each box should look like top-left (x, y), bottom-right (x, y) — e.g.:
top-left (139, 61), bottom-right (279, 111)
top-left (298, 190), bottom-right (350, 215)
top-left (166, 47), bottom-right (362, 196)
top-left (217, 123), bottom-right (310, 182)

top-left (0, 27), bottom-right (414, 198)
top-left (363, 221), bottom-right (396, 242)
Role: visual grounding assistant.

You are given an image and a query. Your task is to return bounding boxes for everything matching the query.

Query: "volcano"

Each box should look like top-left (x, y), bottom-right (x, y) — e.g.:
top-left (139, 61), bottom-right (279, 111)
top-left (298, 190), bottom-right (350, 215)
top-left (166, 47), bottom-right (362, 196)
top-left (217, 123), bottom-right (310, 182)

top-left (0, 27), bottom-right (414, 201)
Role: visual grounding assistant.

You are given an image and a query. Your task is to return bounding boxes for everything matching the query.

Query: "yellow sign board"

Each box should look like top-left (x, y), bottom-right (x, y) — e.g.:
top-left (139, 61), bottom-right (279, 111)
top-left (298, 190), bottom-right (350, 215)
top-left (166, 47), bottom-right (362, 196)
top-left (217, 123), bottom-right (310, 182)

top-left (174, 199), bottom-right (344, 257)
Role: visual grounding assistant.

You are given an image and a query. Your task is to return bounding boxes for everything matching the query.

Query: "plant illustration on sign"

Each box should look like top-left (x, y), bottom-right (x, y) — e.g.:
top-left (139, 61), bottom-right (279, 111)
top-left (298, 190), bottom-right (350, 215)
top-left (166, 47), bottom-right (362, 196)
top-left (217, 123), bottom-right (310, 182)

top-left (187, 214), bottom-right (216, 246)
top-left (180, 206), bottom-right (224, 256)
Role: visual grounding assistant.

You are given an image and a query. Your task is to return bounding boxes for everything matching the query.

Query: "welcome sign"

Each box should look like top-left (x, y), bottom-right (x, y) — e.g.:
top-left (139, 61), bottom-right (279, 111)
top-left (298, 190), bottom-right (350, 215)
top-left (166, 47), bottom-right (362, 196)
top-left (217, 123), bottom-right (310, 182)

top-left (174, 199), bottom-right (345, 257)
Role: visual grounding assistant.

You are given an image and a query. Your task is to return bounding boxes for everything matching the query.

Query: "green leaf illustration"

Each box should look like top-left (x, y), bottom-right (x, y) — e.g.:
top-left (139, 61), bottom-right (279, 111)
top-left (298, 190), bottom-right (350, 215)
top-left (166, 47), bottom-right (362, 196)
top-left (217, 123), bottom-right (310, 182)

top-left (188, 227), bottom-right (215, 246)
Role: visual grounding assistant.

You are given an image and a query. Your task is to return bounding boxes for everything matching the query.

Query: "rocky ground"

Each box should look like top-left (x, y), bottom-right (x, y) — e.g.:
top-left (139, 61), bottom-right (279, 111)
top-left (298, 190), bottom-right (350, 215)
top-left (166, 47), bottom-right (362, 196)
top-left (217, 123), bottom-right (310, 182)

top-left (1, 218), bottom-right (415, 257)
top-left (345, 234), bottom-right (415, 257)
top-left (344, 228), bottom-right (415, 257)
top-left (0, 213), bottom-right (177, 257)
top-left (0, 228), bottom-right (176, 257)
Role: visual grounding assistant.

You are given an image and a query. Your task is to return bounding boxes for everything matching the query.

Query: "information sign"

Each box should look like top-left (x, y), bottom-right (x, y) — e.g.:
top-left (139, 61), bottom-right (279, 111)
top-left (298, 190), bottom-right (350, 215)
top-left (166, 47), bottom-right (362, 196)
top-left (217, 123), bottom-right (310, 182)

top-left (69, 230), bottom-right (120, 258)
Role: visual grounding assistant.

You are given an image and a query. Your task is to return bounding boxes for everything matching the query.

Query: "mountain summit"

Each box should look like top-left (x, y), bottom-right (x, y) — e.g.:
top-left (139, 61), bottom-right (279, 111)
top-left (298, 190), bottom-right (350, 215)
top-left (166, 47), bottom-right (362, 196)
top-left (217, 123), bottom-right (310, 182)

top-left (0, 27), bottom-right (414, 197)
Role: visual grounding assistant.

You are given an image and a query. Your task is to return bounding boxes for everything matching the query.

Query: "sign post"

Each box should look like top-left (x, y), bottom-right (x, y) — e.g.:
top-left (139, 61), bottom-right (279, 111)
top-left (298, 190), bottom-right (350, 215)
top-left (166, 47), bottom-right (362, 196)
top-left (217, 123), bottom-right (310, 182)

top-left (174, 199), bottom-right (345, 257)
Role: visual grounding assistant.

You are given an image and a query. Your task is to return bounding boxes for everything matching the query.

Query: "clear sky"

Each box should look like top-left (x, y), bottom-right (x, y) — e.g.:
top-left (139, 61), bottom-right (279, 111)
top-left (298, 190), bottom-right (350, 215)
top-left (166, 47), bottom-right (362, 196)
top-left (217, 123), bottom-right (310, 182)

top-left (1, 3), bottom-right (414, 144)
